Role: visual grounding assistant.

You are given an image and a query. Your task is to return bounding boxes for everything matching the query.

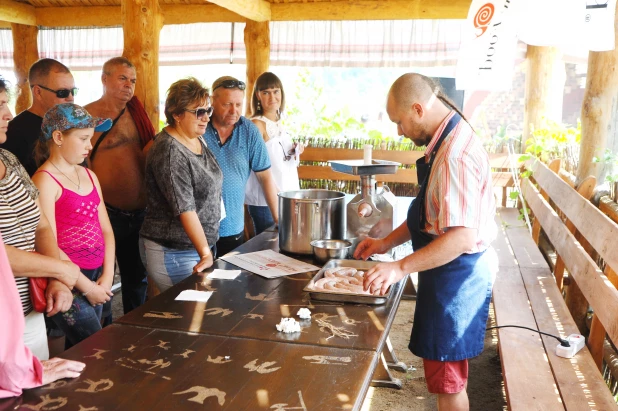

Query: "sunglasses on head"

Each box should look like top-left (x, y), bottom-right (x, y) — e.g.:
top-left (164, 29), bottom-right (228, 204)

top-left (36, 84), bottom-right (78, 99)
top-left (213, 79), bottom-right (246, 92)
top-left (185, 106), bottom-right (214, 120)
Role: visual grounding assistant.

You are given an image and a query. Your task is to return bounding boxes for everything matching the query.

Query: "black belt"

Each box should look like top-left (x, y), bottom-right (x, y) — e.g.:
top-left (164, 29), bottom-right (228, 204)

top-left (105, 203), bottom-right (145, 218)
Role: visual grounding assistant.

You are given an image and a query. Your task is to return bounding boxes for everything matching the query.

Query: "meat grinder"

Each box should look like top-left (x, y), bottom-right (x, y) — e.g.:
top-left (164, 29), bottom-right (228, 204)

top-left (330, 158), bottom-right (399, 255)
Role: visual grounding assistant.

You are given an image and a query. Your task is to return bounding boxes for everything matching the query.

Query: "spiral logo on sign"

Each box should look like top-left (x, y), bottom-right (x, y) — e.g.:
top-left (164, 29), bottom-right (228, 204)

top-left (474, 3), bottom-right (495, 37)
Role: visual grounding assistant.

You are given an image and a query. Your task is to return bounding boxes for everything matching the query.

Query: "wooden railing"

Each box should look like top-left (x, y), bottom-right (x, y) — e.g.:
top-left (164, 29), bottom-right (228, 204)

top-left (298, 147), bottom-right (523, 205)
top-left (524, 159), bottom-right (618, 374)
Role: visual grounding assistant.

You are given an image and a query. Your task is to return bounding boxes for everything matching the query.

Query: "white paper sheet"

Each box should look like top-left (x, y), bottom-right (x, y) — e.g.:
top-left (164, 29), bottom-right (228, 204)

top-left (207, 269), bottom-right (241, 280)
top-left (220, 249), bottom-right (320, 279)
top-left (175, 290), bottom-right (214, 302)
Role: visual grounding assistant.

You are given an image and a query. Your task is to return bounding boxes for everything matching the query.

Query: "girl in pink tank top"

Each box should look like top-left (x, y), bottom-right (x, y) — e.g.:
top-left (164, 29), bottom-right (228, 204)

top-left (32, 103), bottom-right (115, 348)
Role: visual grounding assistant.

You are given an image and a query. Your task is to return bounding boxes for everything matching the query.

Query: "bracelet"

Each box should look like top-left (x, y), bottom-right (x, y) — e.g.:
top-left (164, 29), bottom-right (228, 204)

top-left (82, 281), bottom-right (96, 296)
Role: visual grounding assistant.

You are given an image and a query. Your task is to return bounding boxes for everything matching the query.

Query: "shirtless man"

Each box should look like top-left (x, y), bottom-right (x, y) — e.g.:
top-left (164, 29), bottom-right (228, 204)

top-left (85, 57), bottom-right (153, 315)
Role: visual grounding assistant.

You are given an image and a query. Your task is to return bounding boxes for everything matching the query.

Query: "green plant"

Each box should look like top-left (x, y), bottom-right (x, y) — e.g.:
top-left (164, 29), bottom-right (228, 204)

top-left (521, 118), bottom-right (580, 174)
top-left (593, 148), bottom-right (618, 183)
top-left (283, 68), bottom-right (397, 145)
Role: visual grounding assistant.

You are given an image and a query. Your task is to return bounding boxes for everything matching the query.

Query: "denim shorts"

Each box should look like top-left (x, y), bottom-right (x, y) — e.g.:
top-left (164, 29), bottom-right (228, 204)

top-left (140, 237), bottom-right (215, 293)
top-left (51, 266), bottom-right (103, 349)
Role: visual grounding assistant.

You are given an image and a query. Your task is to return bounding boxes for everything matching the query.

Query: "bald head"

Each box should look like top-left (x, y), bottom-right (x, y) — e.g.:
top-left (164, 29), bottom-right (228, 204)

top-left (389, 73), bottom-right (442, 111)
top-left (386, 73), bottom-right (453, 147)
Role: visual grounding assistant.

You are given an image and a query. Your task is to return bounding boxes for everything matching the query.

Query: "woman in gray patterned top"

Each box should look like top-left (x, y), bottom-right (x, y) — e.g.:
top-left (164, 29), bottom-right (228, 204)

top-left (140, 78), bottom-right (223, 292)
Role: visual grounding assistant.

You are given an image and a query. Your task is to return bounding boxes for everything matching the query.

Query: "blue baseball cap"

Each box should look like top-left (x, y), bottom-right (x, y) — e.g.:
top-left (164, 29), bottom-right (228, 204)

top-left (41, 103), bottom-right (112, 142)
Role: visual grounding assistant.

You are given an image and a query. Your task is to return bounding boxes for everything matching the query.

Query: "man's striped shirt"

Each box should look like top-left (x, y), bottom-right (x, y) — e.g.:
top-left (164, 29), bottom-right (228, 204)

top-left (422, 111), bottom-right (496, 253)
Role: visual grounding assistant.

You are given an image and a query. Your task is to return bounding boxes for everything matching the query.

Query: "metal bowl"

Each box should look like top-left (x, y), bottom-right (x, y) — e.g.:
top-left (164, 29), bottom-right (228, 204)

top-left (310, 239), bottom-right (353, 263)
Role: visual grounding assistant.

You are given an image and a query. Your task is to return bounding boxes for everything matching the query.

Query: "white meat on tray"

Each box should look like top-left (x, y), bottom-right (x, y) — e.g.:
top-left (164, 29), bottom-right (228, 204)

top-left (310, 266), bottom-right (377, 295)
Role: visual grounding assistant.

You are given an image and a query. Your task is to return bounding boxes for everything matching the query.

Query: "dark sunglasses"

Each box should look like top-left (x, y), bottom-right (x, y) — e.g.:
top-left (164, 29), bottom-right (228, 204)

top-left (212, 79), bottom-right (246, 92)
top-left (185, 106), bottom-right (214, 120)
top-left (279, 142), bottom-right (293, 162)
top-left (36, 84), bottom-right (78, 98)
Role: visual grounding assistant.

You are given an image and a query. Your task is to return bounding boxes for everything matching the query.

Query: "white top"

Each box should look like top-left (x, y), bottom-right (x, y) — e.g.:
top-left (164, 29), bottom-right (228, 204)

top-left (245, 116), bottom-right (300, 206)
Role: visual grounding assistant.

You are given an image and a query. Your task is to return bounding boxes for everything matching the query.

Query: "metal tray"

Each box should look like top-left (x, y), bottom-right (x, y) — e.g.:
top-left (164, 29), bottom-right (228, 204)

top-left (303, 259), bottom-right (391, 305)
top-left (330, 160), bottom-right (400, 176)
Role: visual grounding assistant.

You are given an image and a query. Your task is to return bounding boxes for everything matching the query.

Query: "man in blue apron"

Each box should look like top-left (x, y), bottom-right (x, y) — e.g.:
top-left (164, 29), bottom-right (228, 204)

top-left (355, 73), bottom-right (497, 410)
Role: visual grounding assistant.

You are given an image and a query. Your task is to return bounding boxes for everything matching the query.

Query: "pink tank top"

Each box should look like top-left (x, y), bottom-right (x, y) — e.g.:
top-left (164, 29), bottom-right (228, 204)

top-left (36, 168), bottom-right (104, 269)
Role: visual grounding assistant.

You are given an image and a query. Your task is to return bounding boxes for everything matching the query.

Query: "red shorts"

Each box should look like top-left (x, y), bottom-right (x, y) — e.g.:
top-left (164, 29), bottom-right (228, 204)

top-left (423, 358), bottom-right (468, 394)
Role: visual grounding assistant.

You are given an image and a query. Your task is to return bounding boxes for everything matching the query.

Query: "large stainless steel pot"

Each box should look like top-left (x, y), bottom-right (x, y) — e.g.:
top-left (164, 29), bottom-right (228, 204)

top-left (278, 189), bottom-right (346, 255)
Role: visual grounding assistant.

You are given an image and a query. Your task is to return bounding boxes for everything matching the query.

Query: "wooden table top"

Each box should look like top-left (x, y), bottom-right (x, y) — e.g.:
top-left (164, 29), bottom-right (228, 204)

top-left (0, 324), bottom-right (376, 411)
top-left (0, 230), bottom-right (405, 411)
top-left (117, 230), bottom-right (405, 352)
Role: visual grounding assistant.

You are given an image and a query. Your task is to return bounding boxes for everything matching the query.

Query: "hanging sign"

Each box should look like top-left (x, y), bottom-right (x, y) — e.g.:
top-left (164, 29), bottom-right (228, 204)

top-left (515, 0), bottom-right (616, 51)
top-left (456, 0), bottom-right (519, 91)
top-left (582, 0), bottom-right (617, 51)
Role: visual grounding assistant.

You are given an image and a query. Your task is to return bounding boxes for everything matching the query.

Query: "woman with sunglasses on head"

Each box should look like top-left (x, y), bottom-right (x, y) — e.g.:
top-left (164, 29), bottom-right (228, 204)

top-left (245, 72), bottom-right (304, 235)
top-left (139, 78), bottom-right (222, 292)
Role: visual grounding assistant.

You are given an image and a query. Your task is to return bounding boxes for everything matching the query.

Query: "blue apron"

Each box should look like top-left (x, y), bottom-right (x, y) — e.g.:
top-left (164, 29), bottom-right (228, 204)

top-left (407, 113), bottom-right (494, 361)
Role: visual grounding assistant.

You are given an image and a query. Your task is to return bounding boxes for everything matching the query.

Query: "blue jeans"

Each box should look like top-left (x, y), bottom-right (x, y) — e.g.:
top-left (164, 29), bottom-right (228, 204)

top-left (107, 205), bottom-right (148, 315)
top-left (140, 237), bottom-right (216, 293)
top-left (247, 205), bottom-right (275, 235)
top-left (51, 267), bottom-right (103, 350)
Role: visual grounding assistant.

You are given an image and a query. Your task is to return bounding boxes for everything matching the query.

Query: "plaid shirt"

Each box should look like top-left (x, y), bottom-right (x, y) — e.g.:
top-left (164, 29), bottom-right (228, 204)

top-left (422, 111), bottom-right (496, 252)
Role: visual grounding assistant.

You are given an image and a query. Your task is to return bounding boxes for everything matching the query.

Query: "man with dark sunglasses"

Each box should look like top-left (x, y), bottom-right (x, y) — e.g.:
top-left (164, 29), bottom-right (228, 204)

top-left (1, 58), bottom-right (76, 176)
top-left (203, 76), bottom-right (279, 257)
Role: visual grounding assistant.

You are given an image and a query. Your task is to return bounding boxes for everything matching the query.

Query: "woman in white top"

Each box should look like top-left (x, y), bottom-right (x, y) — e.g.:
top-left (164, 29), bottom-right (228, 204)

top-left (245, 72), bottom-right (303, 235)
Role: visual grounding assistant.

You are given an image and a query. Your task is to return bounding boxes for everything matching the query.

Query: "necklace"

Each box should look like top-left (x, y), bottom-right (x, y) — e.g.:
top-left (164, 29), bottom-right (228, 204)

top-left (169, 127), bottom-right (202, 154)
top-left (50, 161), bottom-right (81, 192)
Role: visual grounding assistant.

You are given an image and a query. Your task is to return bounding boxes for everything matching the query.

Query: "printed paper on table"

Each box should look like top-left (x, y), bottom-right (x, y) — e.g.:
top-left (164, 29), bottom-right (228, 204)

top-left (220, 250), bottom-right (320, 278)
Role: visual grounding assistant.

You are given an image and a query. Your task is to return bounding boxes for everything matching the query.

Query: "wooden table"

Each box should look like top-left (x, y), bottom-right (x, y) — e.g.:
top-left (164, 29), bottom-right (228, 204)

top-left (0, 229), bottom-right (407, 411)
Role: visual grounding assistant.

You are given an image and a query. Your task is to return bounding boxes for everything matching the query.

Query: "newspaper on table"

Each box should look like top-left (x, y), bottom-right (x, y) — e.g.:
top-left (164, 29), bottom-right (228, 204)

top-left (220, 249), bottom-right (320, 279)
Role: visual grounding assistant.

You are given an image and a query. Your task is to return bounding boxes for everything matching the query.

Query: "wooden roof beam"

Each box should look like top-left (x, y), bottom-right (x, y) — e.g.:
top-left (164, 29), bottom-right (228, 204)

top-left (271, 0), bottom-right (471, 20)
top-left (0, 0), bottom-right (36, 26)
top-left (207, 0), bottom-right (271, 22)
top-left (33, 5), bottom-right (244, 28)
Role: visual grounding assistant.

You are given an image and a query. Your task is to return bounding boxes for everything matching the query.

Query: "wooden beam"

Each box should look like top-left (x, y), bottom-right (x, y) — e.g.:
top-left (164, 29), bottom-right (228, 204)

top-left (523, 46), bottom-right (565, 152)
top-left (162, 4), bottom-right (243, 24)
top-left (10, 23), bottom-right (38, 114)
top-left (36, 6), bottom-right (120, 28)
top-left (122, 0), bottom-right (163, 130)
top-left (0, 0), bottom-right (35, 26)
top-left (244, 20), bottom-right (270, 117)
top-left (271, 0), bottom-right (471, 21)
top-left (7, 0), bottom-right (470, 28)
top-left (578, 6), bottom-right (618, 185)
top-left (208, 0), bottom-right (271, 22)
top-left (35, 4), bottom-right (242, 28)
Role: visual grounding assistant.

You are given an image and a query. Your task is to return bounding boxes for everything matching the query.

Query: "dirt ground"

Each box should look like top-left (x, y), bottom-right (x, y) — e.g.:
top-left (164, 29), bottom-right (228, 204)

top-left (362, 299), bottom-right (506, 411)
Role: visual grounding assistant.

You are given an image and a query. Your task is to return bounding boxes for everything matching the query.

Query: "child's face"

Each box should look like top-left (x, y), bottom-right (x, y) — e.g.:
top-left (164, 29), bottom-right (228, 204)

top-left (61, 127), bottom-right (94, 163)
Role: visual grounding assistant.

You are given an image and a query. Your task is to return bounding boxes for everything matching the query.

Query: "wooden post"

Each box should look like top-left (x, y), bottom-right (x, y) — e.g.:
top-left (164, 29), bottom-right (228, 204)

top-left (10, 23), bottom-right (38, 114)
top-left (523, 46), bottom-right (565, 152)
top-left (244, 20), bottom-right (270, 117)
top-left (121, 0), bottom-right (163, 131)
top-left (577, 7), bottom-right (618, 185)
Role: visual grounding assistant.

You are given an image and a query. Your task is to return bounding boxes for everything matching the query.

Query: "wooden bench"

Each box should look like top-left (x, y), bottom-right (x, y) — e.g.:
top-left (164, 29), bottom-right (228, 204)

top-left (298, 146), bottom-right (523, 206)
top-left (492, 159), bottom-right (618, 410)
